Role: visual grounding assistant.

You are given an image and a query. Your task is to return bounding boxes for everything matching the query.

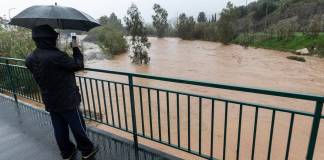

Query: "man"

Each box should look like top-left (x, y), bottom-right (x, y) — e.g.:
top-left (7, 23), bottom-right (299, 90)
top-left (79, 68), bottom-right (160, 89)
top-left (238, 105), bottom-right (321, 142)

top-left (25, 25), bottom-right (98, 160)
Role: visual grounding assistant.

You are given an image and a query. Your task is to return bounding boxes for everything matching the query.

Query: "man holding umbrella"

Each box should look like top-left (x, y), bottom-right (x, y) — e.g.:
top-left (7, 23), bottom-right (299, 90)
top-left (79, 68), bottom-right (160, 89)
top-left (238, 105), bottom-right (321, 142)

top-left (10, 4), bottom-right (100, 160)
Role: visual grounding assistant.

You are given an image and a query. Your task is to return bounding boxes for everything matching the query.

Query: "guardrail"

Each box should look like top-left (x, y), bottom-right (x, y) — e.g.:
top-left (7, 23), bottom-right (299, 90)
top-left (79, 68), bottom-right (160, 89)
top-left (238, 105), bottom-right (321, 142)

top-left (1, 56), bottom-right (323, 160)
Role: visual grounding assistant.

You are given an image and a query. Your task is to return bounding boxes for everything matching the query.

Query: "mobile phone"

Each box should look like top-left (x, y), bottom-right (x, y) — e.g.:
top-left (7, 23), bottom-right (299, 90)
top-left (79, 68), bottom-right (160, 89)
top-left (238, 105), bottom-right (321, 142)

top-left (71, 35), bottom-right (77, 48)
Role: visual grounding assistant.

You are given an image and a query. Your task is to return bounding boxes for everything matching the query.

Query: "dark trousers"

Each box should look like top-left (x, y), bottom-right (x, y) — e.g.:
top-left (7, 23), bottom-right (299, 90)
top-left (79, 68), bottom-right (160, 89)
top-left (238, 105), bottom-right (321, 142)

top-left (50, 109), bottom-right (94, 156)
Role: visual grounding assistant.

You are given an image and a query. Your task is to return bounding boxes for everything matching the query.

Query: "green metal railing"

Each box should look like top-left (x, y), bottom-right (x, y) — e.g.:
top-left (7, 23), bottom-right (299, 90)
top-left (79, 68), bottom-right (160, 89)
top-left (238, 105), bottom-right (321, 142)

top-left (0, 56), bottom-right (323, 160)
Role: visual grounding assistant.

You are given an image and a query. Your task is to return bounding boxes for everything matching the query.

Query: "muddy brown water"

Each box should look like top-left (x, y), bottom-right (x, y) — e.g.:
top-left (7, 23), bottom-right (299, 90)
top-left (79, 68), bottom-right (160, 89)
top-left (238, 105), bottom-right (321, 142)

top-left (28, 37), bottom-right (324, 160)
top-left (76, 37), bottom-right (324, 160)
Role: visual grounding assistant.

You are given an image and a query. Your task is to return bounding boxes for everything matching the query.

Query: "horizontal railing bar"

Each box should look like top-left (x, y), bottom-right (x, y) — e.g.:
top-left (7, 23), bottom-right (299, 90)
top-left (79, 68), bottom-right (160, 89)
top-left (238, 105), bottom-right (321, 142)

top-left (0, 63), bottom-right (27, 69)
top-left (83, 116), bottom-right (132, 134)
top-left (76, 76), bottom-right (129, 86)
top-left (133, 84), bottom-right (315, 117)
top-left (0, 57), bottom-right (25, 62)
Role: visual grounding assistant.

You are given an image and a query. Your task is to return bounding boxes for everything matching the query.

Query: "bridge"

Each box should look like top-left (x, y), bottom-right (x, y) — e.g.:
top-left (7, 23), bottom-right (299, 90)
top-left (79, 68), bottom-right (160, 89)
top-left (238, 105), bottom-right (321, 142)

top-left (0, 57), bottom-right (323, 160)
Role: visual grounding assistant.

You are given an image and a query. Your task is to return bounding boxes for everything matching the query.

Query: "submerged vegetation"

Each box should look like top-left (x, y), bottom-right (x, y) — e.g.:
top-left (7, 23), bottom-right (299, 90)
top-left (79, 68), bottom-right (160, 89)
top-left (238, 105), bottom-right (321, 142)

top-left (287, 56), bottom-right (306, 62)
top-left (124, 4), bottom-right (151, 64)
top-left (86, 13), bottom-right (128, 55)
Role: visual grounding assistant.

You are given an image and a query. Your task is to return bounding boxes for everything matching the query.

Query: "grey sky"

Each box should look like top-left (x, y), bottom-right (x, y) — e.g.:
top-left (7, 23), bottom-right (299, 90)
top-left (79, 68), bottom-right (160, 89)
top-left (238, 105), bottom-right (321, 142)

top-left (1, 0), bottom-right (253, 23)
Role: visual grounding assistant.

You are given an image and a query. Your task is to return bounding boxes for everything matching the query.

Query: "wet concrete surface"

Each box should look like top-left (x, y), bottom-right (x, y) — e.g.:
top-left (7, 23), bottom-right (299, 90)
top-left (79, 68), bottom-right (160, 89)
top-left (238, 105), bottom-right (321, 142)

top-left (0, 95), bottom-right (180, 160)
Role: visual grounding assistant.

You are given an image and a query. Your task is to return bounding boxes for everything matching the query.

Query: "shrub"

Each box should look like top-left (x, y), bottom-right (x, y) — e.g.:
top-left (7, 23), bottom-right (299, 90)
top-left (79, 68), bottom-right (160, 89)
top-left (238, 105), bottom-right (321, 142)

top-left (96, 26), bottom-right (128, 55)
top-left (86, 24), bottom-right (128, 55)
top-left (176, 13), bottom-right (196, 40)
top-left (0, 28), bottom-right (35, 59)
top-left (269, 16), bottom-right (298, 40)
top-left (217, 2), bottom-right (237, 44)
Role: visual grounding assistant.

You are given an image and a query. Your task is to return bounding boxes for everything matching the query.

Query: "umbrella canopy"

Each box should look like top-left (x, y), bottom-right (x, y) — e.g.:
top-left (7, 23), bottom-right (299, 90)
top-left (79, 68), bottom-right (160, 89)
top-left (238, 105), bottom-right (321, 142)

top-left (9, 4), bottom-right (100, 31)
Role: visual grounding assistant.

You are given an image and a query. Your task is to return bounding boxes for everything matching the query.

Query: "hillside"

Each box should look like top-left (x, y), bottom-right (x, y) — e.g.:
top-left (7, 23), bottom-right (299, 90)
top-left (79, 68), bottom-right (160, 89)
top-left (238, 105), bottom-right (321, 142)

top-left (227, 0), bottom-right (323, 57)
top-left (235, 0), bottom-right (324, 33)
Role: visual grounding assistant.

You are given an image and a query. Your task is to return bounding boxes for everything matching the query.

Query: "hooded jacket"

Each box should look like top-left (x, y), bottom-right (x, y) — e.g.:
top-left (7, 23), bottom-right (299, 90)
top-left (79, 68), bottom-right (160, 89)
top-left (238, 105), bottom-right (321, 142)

top-left (25, 25), bottom-right (84, 112)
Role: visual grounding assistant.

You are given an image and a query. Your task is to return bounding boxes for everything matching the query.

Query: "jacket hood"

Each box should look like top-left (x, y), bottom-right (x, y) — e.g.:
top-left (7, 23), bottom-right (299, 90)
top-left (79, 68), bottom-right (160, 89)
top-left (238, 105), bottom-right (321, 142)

top-left (32, 25), bottom-right (58, 38)
top-left (32, 25), bottom-right (58, 50)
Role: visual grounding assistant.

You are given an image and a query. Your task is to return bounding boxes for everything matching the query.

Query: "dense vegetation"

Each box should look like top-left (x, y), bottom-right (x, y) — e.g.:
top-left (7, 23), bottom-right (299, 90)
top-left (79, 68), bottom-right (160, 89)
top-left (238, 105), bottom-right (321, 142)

top-left (0, 27), bottom-right (35, 59)
top-left (85, 13), bottom-right (128, 55)
top-left (0, 25), bottom-right (38, 94)
top-left (168, 0), bottom-right (324, 56)
top-left (152, 4), bottom-right (169, 38)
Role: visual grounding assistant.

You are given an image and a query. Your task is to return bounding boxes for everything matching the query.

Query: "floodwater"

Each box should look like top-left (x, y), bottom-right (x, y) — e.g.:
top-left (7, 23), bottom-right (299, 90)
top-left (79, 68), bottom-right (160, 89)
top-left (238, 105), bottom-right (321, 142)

top-left (79, 37), bottom-right (324, 160)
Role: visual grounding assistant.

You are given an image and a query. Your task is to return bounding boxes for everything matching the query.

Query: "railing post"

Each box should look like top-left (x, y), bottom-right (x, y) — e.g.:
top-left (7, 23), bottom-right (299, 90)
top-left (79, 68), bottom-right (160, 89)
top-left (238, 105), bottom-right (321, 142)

top-left (306, 101), bottom-right (323, 160)
top-left (5, 59), bottom-right (18, 104)
top-left (128, 75), bottom-right (139, 159)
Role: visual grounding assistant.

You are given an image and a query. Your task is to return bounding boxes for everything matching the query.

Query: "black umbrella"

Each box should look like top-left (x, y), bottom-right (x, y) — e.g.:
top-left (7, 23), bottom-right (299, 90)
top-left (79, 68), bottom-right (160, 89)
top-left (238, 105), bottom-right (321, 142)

top-left (9, 4), bottom-right (100, 31)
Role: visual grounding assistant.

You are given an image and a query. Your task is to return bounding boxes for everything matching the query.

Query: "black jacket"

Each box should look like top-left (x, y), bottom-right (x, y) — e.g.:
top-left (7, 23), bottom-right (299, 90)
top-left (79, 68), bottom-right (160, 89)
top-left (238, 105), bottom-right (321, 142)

top-left (25, 47), bottom-right (84, 112)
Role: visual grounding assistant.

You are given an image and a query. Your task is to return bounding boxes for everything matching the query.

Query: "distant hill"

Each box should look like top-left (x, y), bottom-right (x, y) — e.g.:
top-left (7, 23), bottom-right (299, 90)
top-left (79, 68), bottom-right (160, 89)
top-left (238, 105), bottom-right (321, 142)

top-left (234, 0), bottom-right (324, 33)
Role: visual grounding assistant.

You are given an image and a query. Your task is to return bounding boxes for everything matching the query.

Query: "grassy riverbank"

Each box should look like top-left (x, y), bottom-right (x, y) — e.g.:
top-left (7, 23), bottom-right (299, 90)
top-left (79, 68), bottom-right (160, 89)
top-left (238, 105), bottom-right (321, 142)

top-left (233, 33), bottom-right (324, 57)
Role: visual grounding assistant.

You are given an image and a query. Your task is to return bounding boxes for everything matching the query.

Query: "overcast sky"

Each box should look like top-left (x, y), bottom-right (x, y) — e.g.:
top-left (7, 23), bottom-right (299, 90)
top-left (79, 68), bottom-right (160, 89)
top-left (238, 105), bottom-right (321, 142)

top-left (1, 0), bottom-right (253, 23)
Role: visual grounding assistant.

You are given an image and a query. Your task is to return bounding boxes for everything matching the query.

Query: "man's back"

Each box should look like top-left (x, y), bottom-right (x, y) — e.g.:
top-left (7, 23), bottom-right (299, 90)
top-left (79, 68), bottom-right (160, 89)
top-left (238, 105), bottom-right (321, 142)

top-left (26, 47), bottom-right (84, 112)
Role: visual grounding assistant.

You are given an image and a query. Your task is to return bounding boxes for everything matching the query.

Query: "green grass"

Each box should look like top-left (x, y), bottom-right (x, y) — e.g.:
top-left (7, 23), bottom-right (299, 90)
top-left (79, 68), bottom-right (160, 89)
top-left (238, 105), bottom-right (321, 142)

top-left (253, 35), bottom-right (324, 52)
top-left (234, 33), bottom-right (324, 56)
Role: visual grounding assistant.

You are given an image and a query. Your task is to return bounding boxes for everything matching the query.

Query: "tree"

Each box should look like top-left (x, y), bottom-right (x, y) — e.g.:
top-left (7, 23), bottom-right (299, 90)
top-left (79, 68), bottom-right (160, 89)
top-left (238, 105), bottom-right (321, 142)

top-left (98, 13), bottom-right (123, 30)
top-left (109, 13), bottom-right (118, 22)
top-left (307, 15), bottom-right (322, 37)
top-left (152, 4), bottom-right (169, 38)
top-left (0, 16), bottom-right (5, 31)
top-left (187, 16), bottom-right (196, 38)
top-left (197, 12), bottom-right (207, 23)
top-left (217, 2), bottom-right (237, 44)
top-left (210, 13), bottom-right (217, 22)
top-left (269, 16), bottom-right (298, 40)
top-left (253, 0), bottom-right (278, 21)
top-left (176, 13), bottom-right (187, 38)
top-left (108, 13), bottom-right (123, 30)
top-left (236, 6), bottom-right (248, 18)
top-left (176, 13), bottom-right (195, 39)
top-left (124, 4), bottom-right (151, 64)
top-left (98, 15), bottom-right (109, 25)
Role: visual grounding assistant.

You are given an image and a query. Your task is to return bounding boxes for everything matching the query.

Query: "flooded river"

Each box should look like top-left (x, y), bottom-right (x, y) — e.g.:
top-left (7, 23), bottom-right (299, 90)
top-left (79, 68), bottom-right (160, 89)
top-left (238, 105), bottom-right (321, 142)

top-left (79, 37), bottom-right (324, 160)
top-left (84, 37), bottom-right (324, 95)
